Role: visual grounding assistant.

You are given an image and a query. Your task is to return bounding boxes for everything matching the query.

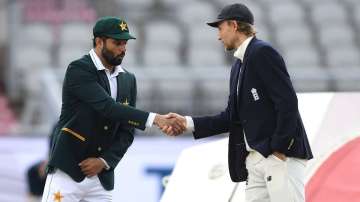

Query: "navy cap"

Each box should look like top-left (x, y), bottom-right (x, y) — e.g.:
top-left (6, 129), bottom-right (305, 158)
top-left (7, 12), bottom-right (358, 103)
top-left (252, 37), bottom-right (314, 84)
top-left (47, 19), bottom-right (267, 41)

top-left (207, 3), bottom-right (254, 27)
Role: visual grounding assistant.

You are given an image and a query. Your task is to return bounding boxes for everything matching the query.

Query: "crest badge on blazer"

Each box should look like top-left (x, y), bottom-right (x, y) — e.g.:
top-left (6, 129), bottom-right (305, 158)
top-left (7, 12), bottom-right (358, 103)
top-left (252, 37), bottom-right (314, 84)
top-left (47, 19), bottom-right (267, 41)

top-left (251, 88), bottom-right (259, 101)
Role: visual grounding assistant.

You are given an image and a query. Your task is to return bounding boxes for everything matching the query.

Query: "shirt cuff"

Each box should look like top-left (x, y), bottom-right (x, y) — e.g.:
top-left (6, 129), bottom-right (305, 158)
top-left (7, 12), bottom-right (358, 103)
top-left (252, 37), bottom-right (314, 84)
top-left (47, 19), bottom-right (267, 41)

top-left (98, 157), bottom-right (110, 170)
top-left (185, 116), bottom-right (195, 132)
top-left (146, 112), bottom-right (157, 128)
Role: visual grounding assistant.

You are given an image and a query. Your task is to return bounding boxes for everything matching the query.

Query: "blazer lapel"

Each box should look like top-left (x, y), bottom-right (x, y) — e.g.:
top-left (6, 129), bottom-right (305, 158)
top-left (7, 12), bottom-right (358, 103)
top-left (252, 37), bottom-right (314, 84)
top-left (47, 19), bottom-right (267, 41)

top-left (87, 54), bottom-right (111, 94)
top-left (116, 73), bottom-right (130, 104)
top-left (98, 70), bottom-right (111, 94)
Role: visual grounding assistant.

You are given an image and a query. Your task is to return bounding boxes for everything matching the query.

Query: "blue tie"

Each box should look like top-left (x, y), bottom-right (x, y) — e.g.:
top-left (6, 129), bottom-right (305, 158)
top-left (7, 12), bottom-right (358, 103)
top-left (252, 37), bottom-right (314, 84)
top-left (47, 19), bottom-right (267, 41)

top-left (236, 60), bottom-right (243, 96)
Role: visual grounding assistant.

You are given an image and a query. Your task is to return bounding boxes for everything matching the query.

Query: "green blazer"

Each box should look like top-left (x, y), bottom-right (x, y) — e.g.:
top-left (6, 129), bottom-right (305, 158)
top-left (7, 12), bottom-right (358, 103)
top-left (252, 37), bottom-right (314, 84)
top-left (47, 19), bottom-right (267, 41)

top-left (48, 54), bottom-right (149, 190)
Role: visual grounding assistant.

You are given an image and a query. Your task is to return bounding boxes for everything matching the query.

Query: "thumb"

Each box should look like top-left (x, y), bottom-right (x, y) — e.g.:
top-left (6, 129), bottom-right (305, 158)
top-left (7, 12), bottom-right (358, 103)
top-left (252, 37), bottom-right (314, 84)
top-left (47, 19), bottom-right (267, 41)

top-left (161, 125), bottom-right (169, 131)
top-left (167, 112), bottom-right (178, 118)
top-left (79, 158), bottom-right (88, 166)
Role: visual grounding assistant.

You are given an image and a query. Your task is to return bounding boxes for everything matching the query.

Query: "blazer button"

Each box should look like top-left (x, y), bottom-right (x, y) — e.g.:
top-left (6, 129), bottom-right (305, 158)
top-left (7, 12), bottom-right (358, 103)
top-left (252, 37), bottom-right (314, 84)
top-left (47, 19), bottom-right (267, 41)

top-left (97, 147), bottom-right (102, 151)
top-left (104, 126), bottom-right (108, 130)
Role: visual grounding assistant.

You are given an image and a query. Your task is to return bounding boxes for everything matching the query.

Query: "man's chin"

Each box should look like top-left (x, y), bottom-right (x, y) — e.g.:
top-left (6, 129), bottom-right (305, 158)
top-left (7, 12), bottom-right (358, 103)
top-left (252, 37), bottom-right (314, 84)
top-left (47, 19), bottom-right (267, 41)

top-left (225, 46), bottom-right (235, 51)
top-left (222, 43), bottom-right (234, 51)
top-left (112, 61), bottom-right (122, 66)
top-left (110, 57), bottom-right (123, 66)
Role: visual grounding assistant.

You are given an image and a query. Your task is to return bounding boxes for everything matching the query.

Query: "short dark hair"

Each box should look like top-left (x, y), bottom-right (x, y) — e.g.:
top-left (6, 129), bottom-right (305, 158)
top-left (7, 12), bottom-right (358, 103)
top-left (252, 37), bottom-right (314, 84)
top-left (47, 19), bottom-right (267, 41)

top-left (228, 21), bottom-right (256, 37)
top-left (93, 36), bottom-right (109, 48)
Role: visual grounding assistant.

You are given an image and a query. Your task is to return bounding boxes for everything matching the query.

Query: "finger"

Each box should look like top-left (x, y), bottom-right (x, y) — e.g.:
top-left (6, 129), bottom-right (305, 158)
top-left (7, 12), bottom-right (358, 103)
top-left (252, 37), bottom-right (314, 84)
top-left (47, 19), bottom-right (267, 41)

top-left (80, 162), bottom-right (91, 169)
top-left (167, 122), bottom-right (179, 133)
top-left (81, 161), bottom-right (95, 171)
top-left (171, 121), bottom-right (184, 132)
top-left (78, 160), bottom-right (86, 166)
top-left (85, 169), bottom-right (96, 177)
top-left (171, 126), bottom-right (181, 135)
top-left (86, 167), bottom-right (101, 177)
top-left (178, 119), bottom-right (187, 130)
top-left (175, 123), bottom-right (186, 132)
top-left (166, 126), bottom-right (174, 136)
top-left (173, 131), bottom-right (181, 136)
top-left (164, 129), bottom-right (173, 136)
top-left (79, 158), bottom-right (92, 166)
top-left (169, 127), bottom-right (179, 136)
top-left (172, 118), bottom-right (186, 129)
top-left (161, 125), bottom-right (169, 132)
top-left (83, 166), bottom-right (96, 176)
top-left (79, 163), bottom-right (86, 169)
top-left (81, 167), bottom-right (91, 175)
top-left (165, 126), bottom-right (172, 133)
top-left (83, 168), bottom-right (91, 175)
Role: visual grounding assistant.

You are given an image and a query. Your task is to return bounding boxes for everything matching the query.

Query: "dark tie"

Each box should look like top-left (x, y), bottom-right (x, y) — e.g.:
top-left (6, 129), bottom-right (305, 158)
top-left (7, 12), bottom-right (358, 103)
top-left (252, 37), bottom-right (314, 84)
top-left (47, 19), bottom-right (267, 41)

top-left (236, 60), bottom-right (243, 96)
top-left (234, 60), bottom-right (243, 117)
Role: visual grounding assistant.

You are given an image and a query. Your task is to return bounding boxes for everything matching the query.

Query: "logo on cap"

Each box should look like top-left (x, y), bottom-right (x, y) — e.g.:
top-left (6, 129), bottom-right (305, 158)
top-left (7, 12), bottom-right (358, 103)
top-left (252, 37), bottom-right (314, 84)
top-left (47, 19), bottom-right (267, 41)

top-left (119, 21), bottom-right (128, 31)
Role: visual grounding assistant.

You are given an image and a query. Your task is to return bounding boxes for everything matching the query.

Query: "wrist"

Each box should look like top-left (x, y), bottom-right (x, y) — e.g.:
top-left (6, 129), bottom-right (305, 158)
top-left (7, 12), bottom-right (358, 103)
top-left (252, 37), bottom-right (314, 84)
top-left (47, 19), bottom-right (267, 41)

top-left (154, 114), bottom-right (160, 126)
top-left (98, 158), bottom-right (110, 170)
top-left (273, 151), bottom-right (286, 160)
top-left (154, 114), bottom-right (164, 126)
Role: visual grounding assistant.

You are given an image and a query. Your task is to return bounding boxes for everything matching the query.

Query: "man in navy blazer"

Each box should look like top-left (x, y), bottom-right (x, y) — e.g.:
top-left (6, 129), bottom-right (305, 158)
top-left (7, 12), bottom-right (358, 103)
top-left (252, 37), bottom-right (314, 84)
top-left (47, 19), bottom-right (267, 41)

top-left (164, 3), bottom-right (313, 202)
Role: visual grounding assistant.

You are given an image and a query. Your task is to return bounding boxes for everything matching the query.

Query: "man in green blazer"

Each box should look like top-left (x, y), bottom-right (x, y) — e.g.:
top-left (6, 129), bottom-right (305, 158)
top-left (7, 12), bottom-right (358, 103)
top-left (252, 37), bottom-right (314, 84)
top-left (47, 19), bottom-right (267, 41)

top-left (41, 17), bottom-right (184, 202)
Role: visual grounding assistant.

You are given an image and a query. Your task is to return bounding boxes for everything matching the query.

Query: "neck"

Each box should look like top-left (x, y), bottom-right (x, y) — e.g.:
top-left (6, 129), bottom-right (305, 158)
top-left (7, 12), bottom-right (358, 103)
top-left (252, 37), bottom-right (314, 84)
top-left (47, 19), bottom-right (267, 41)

top-left (95, 47), bottom-right (115, 72)
top-left (234, 34), bottom-right (251, 49)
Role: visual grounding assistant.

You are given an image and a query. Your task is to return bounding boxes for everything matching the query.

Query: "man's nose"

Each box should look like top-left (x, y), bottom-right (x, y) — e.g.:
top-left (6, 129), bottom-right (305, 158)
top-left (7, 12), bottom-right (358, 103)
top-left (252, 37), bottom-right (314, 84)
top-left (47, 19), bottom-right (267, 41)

top-left (116, 45), bottom-right (126, 54)
top-left (120, 45), bottom-right (126, 52)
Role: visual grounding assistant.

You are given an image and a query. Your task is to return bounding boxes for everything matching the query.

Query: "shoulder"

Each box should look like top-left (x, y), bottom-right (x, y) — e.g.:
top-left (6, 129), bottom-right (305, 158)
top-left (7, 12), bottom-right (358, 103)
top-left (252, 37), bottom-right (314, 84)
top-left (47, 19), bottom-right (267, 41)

top-left (250, 38), bottom-right (281, 58)
top-left (64, 55), bottom-right (97, 81)
top-left (122, 68), bottom-right (136, 81)
top-left (65, 54), bottom-right (97, 75)
top-left (68, 55), bottom-right (93, 69)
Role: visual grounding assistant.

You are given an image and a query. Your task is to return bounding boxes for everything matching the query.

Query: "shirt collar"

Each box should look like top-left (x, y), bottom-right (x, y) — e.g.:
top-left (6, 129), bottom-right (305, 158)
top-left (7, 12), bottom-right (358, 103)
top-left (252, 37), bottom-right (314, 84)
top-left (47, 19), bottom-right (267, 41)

top-left (233, 36), bottom-right (254, 62)
top-left (89, 49), bottom-right (125, 76)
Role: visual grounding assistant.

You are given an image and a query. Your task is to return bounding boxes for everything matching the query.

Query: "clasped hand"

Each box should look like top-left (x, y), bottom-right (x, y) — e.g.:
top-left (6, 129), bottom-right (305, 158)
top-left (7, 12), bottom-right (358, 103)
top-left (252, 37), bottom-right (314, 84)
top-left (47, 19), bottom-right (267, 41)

top-left (154, 113), bottom-right (186, 136)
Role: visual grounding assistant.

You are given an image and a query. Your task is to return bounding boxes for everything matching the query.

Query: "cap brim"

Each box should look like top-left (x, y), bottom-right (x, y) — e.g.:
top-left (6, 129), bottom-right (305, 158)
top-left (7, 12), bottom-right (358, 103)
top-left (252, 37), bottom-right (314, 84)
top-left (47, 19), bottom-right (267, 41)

top-left (207, 19), bottom-right (224, 27)
top-left (106, 32), bottom-right (136, 40)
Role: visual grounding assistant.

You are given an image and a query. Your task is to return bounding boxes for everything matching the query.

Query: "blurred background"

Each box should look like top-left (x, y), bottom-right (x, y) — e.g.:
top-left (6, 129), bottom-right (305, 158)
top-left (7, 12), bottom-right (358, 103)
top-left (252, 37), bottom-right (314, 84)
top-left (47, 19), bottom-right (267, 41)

top-left (0, 0), bottom-right (359, 201)
top-left (1, 0), bottom-right (360, 135)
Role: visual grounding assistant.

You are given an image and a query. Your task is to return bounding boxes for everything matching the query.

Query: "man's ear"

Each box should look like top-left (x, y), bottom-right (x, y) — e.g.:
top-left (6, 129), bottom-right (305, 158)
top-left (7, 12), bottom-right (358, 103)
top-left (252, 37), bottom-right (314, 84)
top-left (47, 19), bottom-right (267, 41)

top-left (231, 20), bottom-right (238, 31)
top-left (95, 37), bottom-right (103, 48)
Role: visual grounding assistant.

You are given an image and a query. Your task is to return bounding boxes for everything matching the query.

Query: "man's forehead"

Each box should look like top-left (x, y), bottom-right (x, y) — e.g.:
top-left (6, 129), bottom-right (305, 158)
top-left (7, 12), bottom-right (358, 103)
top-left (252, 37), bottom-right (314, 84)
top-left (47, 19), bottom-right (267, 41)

top-left (107, 38), bottom-right (128, 43)
top-left (218, 21), bottom-right (227, 28)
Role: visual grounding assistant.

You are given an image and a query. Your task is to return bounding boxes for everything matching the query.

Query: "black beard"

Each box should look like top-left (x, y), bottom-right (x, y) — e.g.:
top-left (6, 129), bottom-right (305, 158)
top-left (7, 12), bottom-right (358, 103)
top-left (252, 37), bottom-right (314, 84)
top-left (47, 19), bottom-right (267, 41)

top-left (101, 46), bottom-right (124, 66)
top-left (225, 46), bottom-right (235, 51)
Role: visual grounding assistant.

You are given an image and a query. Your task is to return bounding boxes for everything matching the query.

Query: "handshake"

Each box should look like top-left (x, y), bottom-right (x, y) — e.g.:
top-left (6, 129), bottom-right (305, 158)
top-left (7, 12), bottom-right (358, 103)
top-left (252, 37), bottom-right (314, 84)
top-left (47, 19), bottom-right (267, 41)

top-left (153, 113), bottom-right (187, 136)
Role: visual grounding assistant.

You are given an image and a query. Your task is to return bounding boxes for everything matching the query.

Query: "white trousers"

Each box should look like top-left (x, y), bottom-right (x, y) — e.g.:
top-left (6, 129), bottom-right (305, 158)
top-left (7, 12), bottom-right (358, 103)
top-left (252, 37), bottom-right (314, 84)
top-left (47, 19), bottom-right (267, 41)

top-left (41, 169), bottom-right (112, 202)
top-left (244, 151), bottom-right (306, 202)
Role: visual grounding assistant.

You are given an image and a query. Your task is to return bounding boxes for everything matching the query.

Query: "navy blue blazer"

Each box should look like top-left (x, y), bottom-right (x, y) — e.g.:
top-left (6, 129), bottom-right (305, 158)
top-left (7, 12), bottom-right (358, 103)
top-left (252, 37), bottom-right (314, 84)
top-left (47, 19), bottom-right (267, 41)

top-left (193, 38), bottom-right (313, 182)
